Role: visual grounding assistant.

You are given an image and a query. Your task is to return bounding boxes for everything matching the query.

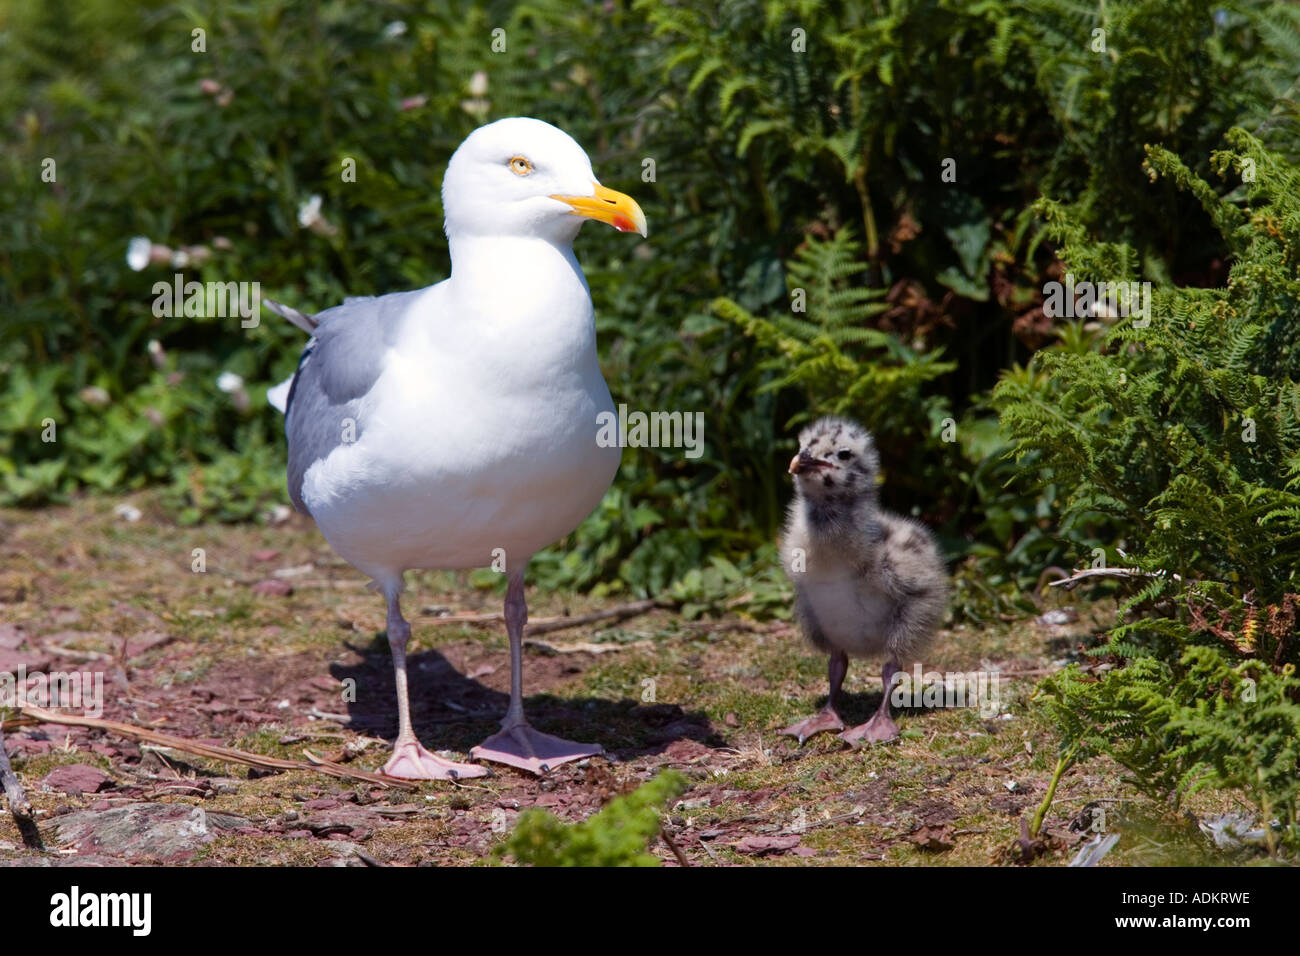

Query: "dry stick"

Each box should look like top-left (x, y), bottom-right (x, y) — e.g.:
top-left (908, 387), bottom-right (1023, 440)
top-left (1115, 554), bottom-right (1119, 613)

top-left (18, 705), bottom-right (418, 792)
top-left (0, 726), bottom-right (33, 819)
top-left (697, 837), bottom-right (720, 865)
top-left (423, 597), bottom-right (671, 635)
top-left (660, 825), bottom-right (692, 867)
top-left (1048, 567), bottom-right (1182, 590)
top-left (997, 664), bottom-right (1104, 679)
top-left (0, 724), bottom-right (41, 849)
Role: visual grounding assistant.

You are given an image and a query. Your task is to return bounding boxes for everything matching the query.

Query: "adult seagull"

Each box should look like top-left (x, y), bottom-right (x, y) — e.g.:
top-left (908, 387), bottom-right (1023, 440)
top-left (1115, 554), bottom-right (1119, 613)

top-left (267, 118), bottom-right (646, 778)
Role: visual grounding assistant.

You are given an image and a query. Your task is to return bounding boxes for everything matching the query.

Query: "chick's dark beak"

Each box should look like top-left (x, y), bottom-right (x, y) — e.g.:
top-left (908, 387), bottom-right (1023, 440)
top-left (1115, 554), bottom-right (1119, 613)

top-left (789, 450), bottom-right (826, 476)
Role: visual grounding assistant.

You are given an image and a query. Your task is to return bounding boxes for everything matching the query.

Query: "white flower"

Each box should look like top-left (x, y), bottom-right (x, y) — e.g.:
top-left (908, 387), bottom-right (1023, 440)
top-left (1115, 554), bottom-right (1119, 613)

top-left (382, 20), bottom-right (407, 38)
top-left (298, 194), bottom-right (323, 229)
top-left (127, 236), bottom-right (152, 271)
top-left (297, 193), bottom-right (339, 236)
top-left (468, 70), bottom-right (489, 96)
top-left (114, 503), bottom-right (143, 523)
top-left (265, 504), bottom-right (292, 525)
top-left (217, 371), bottom-right (245, 394)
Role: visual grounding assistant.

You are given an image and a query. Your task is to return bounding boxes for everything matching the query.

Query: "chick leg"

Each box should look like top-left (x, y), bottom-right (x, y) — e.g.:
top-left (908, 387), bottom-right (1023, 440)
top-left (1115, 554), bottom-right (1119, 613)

top-left (840, 659), bottom-right (901, 745)
top-left (381, 588), bottom-right (488, 779)
top-left (781, 651), bottom-right (848, 744)
top-left (471, 563), bottom-right (603, 774)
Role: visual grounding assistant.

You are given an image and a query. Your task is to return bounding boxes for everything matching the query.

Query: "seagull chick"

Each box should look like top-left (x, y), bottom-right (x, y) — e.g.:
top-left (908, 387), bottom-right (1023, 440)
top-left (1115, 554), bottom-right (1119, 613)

top-left (779, 416), bottom-right (948, 745)
top-left (269, 117), bottom-right (647, 778)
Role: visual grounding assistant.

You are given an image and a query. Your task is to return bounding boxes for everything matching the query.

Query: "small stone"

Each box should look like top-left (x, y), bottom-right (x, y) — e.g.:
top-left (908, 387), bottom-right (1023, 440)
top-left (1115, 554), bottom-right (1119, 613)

top-left (251, 578), bottom-right (294, 597)
top-left (42, 764), bottom-right (114, 795)
top-left (732, 835), bottom-right (801, 856)
top-left (1037, 608), bottom-right (1079, 626)
top-left (0, 623), bottom-right (27, 649)
top-left (0, 648), bottom-right (52, 674)
top-left (52, 803), bottom-right (213, 862)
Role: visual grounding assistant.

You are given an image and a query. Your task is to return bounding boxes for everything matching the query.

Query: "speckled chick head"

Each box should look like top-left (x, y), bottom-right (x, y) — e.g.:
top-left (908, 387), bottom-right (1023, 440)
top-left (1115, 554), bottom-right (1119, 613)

top-left (788, 416), bottom-right (880, 506)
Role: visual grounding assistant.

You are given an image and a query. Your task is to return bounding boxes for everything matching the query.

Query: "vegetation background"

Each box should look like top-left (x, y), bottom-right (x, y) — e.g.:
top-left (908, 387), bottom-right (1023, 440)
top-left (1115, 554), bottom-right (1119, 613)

top-left (3, 0), bottom-right (1300, 852)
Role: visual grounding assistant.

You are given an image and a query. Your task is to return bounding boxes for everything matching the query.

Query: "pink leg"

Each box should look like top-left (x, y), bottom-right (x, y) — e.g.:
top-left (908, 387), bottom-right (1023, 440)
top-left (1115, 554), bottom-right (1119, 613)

top-left (380, 588), bottom-right (487, 780)
top-left (840, 659), bottom-right (902, 745)
top-left (471, 565), bottom-right (602, 775)
top-left (781, 651), bottom-right (848, 743)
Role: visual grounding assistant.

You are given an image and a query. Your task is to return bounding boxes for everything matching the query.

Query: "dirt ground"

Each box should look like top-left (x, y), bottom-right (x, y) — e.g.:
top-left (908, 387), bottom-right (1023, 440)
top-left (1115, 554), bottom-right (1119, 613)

top-left (0, 494), bottom-right (1241, 866)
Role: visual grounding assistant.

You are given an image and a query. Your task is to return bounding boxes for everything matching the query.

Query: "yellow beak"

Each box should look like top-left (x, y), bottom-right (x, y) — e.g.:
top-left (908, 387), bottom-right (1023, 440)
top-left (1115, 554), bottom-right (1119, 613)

top-left (550, 183), bottom-right (648, 237)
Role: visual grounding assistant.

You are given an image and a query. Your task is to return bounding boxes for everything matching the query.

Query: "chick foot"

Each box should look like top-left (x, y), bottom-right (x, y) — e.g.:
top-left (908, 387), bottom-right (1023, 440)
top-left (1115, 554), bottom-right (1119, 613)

top-left (781, 706), bottom-right (846, 744)
top-left (839, 710), bottom-right (899, 746)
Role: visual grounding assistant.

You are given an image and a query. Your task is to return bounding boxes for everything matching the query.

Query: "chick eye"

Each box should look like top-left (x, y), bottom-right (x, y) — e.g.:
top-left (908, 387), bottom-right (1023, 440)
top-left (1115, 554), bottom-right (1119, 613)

top-left (836, 449), bottom-right (853, 461)
top-left (508, 156), bottom-right (533, 176)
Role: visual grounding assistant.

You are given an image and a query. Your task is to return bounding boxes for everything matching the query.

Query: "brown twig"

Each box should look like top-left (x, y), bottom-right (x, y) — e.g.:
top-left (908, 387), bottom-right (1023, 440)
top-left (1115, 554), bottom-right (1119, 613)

top-left (423, 598), bottom-right (672, 635)
top-left (996, 664), bottom-right (1105, 679)
top-left (0, 724), bottom-right (41, 849)
top-left (18, 704), bottom-right (418, 791)
top-left (523, 638), bottom-right (654, 655)
top-left (1035, 565), bottom-right (1070, 598)
top-left (1, 727), bottom-right (33, 819)
top-left (660, 825), bottom-right (692, 867)
top-left (1048, 567), bottom-right (1180, 590)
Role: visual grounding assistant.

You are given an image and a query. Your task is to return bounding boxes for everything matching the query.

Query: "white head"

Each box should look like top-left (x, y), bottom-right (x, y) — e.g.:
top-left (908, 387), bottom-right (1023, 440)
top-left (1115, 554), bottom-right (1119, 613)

top-left (441, 117), bottom-right (647, 243)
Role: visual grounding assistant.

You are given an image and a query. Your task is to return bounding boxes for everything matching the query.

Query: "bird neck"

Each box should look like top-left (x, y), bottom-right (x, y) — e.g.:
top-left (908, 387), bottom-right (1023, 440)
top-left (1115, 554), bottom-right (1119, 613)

top-left (442, 234), bottom-right (597, 365)
top-left (801, 492), bottom-right (878, 539)
top-left (448, 234), bottom-right (587, 294)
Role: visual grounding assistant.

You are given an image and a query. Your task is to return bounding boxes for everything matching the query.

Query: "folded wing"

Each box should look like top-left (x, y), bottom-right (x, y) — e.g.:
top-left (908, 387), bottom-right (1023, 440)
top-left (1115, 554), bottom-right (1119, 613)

top-left (280, 291), bottom-right (421, 514)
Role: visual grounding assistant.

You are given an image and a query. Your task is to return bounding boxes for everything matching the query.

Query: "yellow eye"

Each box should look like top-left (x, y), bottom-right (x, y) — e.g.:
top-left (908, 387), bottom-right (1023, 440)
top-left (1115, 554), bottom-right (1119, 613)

top-left (508, 155), bottom-right (533, 176)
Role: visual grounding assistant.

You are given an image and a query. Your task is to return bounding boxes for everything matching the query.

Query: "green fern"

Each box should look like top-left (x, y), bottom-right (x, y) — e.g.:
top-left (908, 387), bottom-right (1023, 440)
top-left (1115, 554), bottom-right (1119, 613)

top-left (713, 228), bottom-right (954, 443)
top-left (998, 129), bottom-right (1300, 849)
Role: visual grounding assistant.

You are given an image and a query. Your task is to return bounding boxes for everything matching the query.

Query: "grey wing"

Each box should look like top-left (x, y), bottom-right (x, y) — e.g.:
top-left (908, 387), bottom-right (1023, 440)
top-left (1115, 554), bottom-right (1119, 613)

top-left (283, 290), bottom-right (422, 514)
top-left (868, 513), bottom-right (949, 659)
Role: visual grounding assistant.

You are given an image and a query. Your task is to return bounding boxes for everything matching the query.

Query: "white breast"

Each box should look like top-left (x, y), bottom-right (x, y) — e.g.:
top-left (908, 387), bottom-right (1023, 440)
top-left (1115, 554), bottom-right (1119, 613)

top-left (800, 568), bottom-right (894, 657)
top-left (301, 239), bottom-right (621, 580)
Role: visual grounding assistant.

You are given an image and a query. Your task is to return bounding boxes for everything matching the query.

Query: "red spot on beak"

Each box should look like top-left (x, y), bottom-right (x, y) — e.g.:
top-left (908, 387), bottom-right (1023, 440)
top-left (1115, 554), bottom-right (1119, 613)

top-left (790, 451), bottom-right (829, 475)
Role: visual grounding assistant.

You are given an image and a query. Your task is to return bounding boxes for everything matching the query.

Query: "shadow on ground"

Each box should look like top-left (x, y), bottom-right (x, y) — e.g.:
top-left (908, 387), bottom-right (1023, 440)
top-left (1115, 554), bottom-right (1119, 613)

top-left (332, 637), bottom-right (723, 761)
